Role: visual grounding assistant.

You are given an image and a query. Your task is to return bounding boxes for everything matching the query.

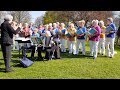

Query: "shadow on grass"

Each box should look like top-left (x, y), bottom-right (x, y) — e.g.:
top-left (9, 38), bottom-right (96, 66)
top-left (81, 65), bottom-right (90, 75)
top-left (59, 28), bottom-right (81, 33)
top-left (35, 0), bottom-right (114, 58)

top-left (12, 63), bottom-right (23, 68)
top-left (60, 51), bottom-right (107, 59)
top-left (27, 57), bottom-right (49, 62)
top-left (0, 62), bottom-right (4, 65)
top-left (11, 56), bottom-right (48, 68)
top-left (0, 68), bottom-right (5, 72)
top-left (61, 51), bottom-right (92, 59)
top-left (11, 59), bottom-right (20, 63)
top-left (12, 54), bottom-right (22, 59)
top-left (11, 59), bottom-right (25, 68)
top-left (11, 59), bottom-right (23, 68)
top-left (0, 58), bottom-right (3, 61)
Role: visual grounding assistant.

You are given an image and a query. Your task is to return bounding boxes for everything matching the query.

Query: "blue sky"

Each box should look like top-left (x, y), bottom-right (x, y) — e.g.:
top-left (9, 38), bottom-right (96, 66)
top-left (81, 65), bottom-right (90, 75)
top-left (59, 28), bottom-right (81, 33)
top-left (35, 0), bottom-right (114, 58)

top-left (30, 11), bottom-right (46, 23)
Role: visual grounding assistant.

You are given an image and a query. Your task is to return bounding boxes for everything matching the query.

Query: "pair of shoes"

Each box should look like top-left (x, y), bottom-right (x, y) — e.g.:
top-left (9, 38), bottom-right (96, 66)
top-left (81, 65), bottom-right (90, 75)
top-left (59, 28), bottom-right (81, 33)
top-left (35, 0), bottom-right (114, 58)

top-left (38, 57), bottom-right (44, 61)
top-left (37, 57), bottom-right (44, 60)
top-left (30, 56), bottom-right (34, 59)
top-left (79, 52), bottom-right (82, 54)
top-left (82, 55), bottom-right (86, 56)
top-left (49, 58), bottom-right (52, 60)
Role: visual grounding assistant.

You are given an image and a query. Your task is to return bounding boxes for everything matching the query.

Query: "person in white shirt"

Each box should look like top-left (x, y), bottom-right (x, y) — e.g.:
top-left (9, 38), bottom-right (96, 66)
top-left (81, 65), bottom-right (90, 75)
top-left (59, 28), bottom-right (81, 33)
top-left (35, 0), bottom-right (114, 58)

top-left (59, 23), bottom-right (67, 53)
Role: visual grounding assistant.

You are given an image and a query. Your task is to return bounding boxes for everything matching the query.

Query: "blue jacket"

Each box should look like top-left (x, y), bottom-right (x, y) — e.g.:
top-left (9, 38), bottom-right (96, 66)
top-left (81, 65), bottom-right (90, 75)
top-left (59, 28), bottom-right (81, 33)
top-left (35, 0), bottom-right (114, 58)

top-left (32, 33), bottom-right (40, 37)
top-left (77, 27), bottom-right (87, 39)
top-left (106, 23), bottom-right (116, 38)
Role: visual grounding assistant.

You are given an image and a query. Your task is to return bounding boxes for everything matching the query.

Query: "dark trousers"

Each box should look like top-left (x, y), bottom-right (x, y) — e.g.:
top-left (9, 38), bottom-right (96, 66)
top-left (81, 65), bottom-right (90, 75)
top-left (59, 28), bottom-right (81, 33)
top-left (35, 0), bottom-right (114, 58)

top-left (37, 46), bottom-right (43, 59)
top-left (1, 44), bottom-right (12, 71)
top-left (44, 49), bottom-right (53, 60)
top-left (44, 45), bottom-right (61, 60)
top-left (30, 45), bottom-right (36, 58)
top-left (28, 45), bottom-right (43, 59)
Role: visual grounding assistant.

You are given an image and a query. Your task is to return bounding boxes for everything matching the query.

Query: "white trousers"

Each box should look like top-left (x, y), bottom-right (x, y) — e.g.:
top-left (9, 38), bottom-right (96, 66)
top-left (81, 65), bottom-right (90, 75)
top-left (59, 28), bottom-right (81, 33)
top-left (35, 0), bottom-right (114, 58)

top-left (66, 39), bottom-right (69, 49)
top-left (89, 40), bottom-right (99, 58)
top-left (105, 38), bottom-right (115, 57)
top-left (68, 41), bottom-right (76, 54)
top-left (76, 39), bottom-right (86, 55)
top-left (60, 39), bottom-right (66, 52)
top-left (98, 38), bottom-right (105, 55)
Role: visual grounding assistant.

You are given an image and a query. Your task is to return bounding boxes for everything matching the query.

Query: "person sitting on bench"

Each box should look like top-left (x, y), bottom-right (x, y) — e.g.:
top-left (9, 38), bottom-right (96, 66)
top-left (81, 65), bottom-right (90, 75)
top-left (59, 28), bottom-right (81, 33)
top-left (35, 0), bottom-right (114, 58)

top-left (27, 38), bottom-right (61, 61)
top-left (44, 39), bottom-right (61, 60)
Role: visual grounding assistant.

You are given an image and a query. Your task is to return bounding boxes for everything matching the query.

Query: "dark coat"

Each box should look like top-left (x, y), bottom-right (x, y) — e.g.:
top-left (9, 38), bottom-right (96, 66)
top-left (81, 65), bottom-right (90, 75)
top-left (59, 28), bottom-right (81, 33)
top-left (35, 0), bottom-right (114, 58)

top-left (0, 20), bottom-right (20, 45)
top-left (117, 26), bottom-right (120, 37)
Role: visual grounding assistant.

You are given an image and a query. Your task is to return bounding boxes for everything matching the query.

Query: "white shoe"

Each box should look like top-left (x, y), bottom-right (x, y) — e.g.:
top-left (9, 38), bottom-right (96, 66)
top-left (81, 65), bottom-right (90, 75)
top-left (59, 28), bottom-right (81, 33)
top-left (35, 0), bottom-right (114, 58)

top-left (110, 54), bottom-right (114, 58)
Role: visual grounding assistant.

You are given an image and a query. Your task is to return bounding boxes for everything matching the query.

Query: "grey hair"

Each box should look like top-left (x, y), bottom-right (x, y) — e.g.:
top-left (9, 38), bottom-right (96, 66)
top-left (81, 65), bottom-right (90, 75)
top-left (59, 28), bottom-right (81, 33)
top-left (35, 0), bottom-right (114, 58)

top-left (92, 19), bottom-right (99, 25)
top-left (107, 17), bottom-right (113, 23)
top-left (99, 20), bottom-right (104, 26)
top-left (4, 15), bottom-right (13, 21)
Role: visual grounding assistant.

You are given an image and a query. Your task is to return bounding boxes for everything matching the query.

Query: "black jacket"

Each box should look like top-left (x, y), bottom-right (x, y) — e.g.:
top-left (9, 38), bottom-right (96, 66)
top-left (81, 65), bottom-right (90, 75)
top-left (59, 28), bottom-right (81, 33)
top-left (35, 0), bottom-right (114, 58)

top-left (0, 20), bottom-right (20, 45)
top-left (117, 26), bottom-right (120, 37)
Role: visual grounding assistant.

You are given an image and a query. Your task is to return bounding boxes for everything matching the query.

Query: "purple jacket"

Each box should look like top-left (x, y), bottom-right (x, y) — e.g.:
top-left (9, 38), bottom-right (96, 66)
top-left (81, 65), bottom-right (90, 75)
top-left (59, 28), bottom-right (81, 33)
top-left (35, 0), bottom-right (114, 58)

top-left (89, 25), bottom-right (101, 41)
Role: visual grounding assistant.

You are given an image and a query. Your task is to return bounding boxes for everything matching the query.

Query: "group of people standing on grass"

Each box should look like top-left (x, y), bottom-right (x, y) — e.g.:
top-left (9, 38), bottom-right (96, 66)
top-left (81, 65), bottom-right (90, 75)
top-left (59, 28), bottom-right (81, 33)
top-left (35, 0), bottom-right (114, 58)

top-left (0, 14), bottom-right (117, 72)
top-left (21, 17), bottom-right (116, 59)
top-left (30, 17), bottom-right (116, 60)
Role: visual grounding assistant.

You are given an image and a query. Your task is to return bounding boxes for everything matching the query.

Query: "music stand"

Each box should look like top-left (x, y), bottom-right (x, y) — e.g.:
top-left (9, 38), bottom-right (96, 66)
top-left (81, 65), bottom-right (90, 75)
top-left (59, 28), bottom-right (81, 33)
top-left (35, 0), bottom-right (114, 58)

top-left (30, 36), bottom-right (43, 45)
top-left (15, 37), bottom-right (31, 58)
top-left (15, 37), bottom-right (34, 68)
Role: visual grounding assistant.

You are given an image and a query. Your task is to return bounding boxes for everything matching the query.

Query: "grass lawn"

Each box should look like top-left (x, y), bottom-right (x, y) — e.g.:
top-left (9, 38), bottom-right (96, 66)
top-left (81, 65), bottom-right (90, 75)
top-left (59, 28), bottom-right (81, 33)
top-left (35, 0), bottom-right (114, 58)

top-left (0, 43), bottom-right (120, 79)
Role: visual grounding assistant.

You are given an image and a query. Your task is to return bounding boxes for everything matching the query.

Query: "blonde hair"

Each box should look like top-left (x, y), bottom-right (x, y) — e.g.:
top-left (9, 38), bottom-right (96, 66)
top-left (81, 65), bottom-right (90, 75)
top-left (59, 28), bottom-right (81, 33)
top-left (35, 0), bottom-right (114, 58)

top-left (81, 20), bottom-right (85, 25)
top-left (70, 23), bottom-right (74, 28)
top-left (56, 22), bottom-right (60, 24)
top-left (49, 23), bottom-right (52, 26)
top-left (78, 21), bottom-right (81, 24)
top-left (99, 20), bottom-right (104, 26)
top-left (45, 24), bottom-right (49, 30)
top-left (53, 23), bottom-right (57, 26)
top-left (68, 22), bottom-right (72, 25)
top-left (60, 23), bottom-right (65, 27)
